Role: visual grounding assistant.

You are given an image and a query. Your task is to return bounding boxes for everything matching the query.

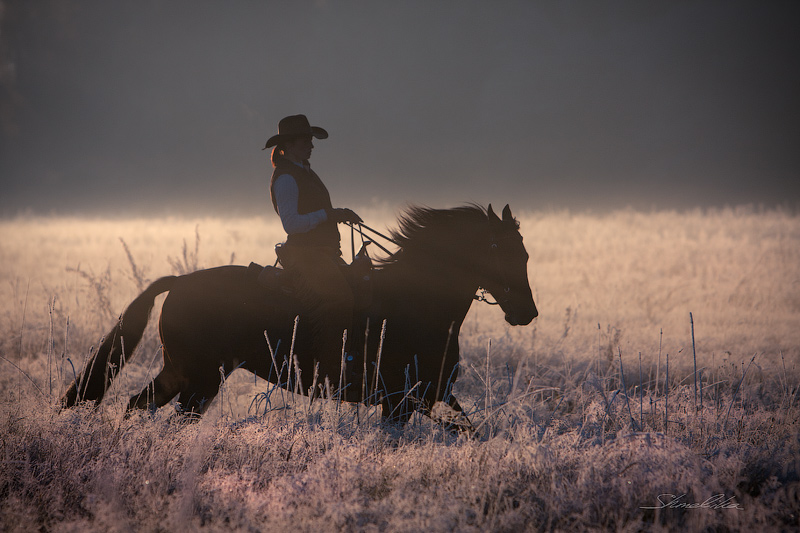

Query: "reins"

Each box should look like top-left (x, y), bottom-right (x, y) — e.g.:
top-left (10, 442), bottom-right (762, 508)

top-left (345, 222), bottom-right (398, 257)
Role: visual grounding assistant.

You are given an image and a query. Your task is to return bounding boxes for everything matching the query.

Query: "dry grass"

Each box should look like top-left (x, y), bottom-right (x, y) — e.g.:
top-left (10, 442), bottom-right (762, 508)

top-left (1, 207), bottom-right (798, 531)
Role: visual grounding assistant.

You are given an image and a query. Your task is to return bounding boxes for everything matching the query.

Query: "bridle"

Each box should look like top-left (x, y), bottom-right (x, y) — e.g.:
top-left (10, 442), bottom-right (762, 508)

top-left (478, 231), bottom-right (518, 307)
top-left (474, 288), bottom-right (500, 306)
top-left (345, 221), bottom-right (516, 307)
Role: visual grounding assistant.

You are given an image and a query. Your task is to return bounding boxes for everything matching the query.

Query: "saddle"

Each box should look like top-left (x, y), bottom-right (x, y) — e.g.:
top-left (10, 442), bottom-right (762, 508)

top-left (247, 243), bottom-right (374, 310)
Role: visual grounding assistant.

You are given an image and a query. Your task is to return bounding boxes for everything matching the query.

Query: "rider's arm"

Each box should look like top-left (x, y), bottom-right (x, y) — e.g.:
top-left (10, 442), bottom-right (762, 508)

top-left (272, 174), bottom-right (329, 234)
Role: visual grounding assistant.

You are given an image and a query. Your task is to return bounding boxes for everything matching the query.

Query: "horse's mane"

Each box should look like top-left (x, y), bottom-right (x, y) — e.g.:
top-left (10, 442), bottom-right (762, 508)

top-left (378, 204), bottom-right (490, 265)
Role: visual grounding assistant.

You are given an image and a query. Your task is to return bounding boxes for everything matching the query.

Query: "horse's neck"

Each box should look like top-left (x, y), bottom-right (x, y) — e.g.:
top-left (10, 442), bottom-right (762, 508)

top-left (376, 255), bottom-right (477, 325)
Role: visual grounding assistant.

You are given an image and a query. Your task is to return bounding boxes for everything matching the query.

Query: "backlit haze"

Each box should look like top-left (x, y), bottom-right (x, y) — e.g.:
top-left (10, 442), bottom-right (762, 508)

top-left (1, 1), bottom-right (798, 217)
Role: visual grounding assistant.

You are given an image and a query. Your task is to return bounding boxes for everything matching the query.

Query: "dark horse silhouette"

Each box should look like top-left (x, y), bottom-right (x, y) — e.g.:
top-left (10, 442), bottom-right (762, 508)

top-left (61, 204), bottom-right (537, 430)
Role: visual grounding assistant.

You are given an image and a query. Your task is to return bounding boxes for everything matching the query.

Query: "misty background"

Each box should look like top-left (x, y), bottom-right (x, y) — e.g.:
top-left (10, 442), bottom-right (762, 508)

top-left (1, 0), bottom-right (798, 217)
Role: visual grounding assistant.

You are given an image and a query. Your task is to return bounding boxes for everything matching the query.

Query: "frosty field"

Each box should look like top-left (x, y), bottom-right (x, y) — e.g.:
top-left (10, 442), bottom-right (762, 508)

top-left (0, 207), bottom-right (798, 531)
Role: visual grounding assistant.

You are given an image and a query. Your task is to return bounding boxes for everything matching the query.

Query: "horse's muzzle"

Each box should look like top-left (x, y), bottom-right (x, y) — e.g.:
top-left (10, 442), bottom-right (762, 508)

top-left (504, 302), bottom-right (538, 326)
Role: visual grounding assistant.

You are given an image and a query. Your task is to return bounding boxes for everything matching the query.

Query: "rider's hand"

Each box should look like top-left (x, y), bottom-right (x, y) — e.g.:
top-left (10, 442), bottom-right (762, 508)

top-left (327, 208), bottom-right (363, 225)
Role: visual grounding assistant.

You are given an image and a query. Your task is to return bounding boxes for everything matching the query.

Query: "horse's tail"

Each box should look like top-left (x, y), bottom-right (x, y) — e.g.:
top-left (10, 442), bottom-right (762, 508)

top-left (61, 275), bottom-right (177, 408)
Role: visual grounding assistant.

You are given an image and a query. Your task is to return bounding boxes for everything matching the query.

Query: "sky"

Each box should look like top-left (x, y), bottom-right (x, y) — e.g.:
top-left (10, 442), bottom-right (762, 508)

top-left (1, 0), bottom-right (798, 217)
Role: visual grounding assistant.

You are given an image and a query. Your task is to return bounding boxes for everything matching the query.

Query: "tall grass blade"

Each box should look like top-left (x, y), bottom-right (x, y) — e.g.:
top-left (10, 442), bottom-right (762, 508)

top-left (691, 312), bottom-right (698, 412)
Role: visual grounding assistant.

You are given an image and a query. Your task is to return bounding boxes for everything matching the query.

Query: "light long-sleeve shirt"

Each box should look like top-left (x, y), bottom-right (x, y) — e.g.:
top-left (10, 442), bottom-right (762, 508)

top-left (272, 172), bottom-right (329, 235)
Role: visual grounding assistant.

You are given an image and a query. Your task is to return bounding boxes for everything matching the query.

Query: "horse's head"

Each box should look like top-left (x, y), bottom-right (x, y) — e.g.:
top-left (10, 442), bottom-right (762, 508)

top-left (479, 204), bottom-right (538, 326)
top-left (383, 204), bottom-right (538, 326)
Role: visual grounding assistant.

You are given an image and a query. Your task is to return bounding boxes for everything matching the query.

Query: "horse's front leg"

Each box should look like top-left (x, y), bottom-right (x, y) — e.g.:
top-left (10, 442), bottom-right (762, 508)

top-left (379, 392), bottom-right (415, 428)
top-left (436, 395), bottom-right (476, 435)
top-left (377, 387), bottom-right (475, 436)
top-left (411, 394), bottom-right (476, 436)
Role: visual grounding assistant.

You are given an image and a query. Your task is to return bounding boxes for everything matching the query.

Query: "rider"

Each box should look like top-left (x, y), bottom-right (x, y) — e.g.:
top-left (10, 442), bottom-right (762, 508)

top-left (263, 114), bottom-right (362, 388)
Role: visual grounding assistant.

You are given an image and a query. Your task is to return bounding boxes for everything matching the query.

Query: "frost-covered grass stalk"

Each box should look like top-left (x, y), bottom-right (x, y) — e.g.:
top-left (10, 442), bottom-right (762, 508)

top-left (1, 208), bottom-right (799, 531)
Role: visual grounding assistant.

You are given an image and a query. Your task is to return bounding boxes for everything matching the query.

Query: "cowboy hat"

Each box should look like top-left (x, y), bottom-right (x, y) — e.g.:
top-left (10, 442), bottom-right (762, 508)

top-left (263, 114), bottom-right (328, 149)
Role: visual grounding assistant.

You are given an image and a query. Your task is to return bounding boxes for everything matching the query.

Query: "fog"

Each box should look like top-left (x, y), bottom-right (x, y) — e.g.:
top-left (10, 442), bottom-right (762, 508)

top-left (1, 0), bottom-right (798, 217)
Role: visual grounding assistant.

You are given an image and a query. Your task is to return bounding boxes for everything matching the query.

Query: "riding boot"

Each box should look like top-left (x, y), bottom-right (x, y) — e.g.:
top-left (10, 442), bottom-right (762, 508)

top-left (307, 296), bottom-right (354, 399)
top-left (276, 243), bottom-right (355, 398)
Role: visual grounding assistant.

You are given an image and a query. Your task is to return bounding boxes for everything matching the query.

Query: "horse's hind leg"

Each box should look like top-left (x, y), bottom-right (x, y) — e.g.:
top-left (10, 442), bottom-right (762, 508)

top-left (127, 367), bottom-right (183, 413)
top-left (176, 371), bottom-right (222, 417)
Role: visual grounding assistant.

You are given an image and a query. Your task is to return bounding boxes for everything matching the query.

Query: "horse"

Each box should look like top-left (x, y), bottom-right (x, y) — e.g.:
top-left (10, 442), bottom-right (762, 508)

top-left (61, 204), bottom-right (537, 431)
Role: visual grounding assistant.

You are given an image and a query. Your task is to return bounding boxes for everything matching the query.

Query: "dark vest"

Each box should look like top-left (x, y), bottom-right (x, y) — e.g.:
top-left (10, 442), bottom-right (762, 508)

top-left (270, 157), bottom-right (340, 249)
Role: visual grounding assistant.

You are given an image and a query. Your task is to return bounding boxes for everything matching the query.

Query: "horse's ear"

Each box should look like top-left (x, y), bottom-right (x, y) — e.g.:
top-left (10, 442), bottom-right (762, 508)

top-left (487, 204), bottom-right (501, 225)
top-left (502, 204), bottom-right (513, 223)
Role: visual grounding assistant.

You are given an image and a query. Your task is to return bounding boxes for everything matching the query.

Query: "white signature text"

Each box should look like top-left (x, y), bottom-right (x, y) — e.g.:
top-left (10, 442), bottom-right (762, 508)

top-left (641, 493), bottom-right (743, 510)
